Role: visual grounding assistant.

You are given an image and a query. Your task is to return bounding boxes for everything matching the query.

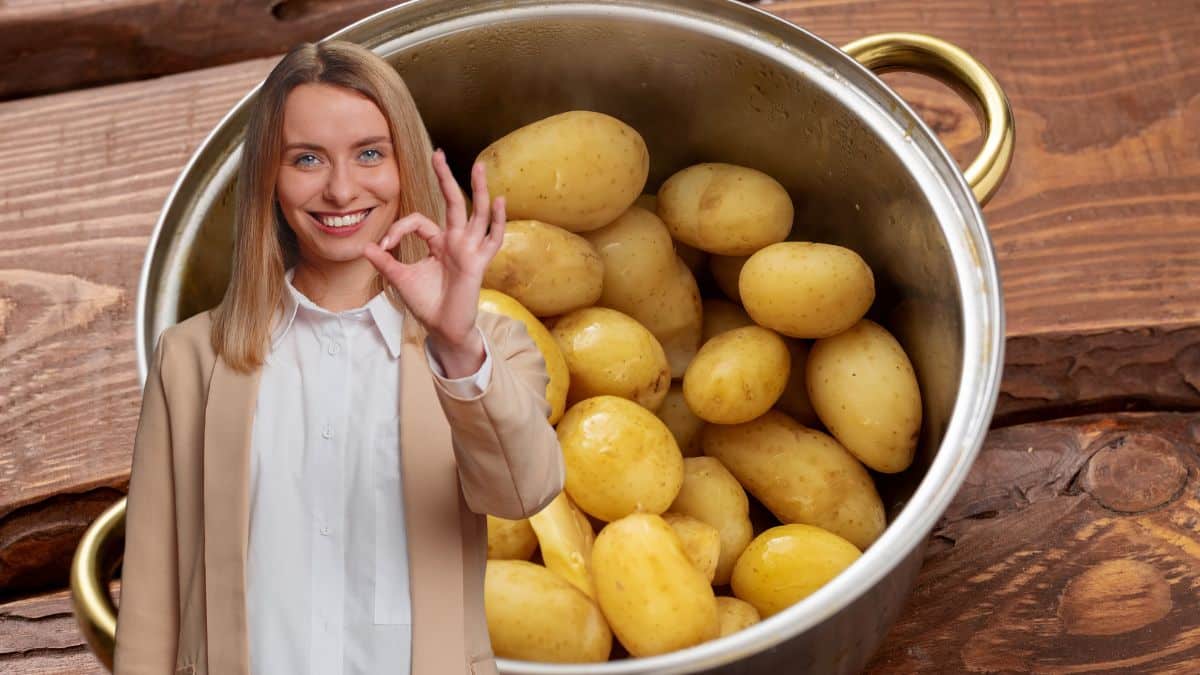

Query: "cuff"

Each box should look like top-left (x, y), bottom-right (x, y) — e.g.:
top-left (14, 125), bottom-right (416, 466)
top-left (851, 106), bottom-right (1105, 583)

top-left (424, 325), bottom-right (493, 398)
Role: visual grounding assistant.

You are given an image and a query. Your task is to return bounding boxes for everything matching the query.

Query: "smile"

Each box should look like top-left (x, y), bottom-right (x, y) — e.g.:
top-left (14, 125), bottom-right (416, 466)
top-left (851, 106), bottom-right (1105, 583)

top-left (308, 208), bottom-right (373, 237)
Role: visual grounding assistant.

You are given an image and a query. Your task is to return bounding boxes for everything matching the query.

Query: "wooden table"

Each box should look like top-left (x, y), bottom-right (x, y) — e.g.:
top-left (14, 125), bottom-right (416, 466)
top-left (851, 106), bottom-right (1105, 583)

top-left (2, 1), bottom-right (1197, 672)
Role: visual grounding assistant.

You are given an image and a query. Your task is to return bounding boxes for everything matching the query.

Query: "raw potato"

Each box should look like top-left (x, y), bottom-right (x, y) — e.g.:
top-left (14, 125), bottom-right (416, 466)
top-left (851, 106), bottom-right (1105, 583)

top-left (739, 242), bottom-right (874, 338)
top-left (702, 410), bottom-right (885, 550)
top-left (683, 325), bottom-right (790, 424)
top-left (668, 457), bottom-right (753, 586)
top-left (716, 596), bottom-right (761, 637)
top-left (655, 384), bottom-right (705, 458)
top-left (618, 256), bottom-right (703, 378)
top-left (485, 560), bottom-right (612, 663)
top-left (808, 319), bottom-right (922, 473)
top-left (592, 514), bottom-right (720, 656)
top-left (552, 307), bottom-right (670, 411)
top-left (486, 515), bottom-right (537, 561)
top-left (658, 162), bottom-right (793, 255)
top-left (661, 512), bottom-right (721, 582)
top-left (557, 396), bottom-right (684, 522)
top-left (529, 492), bottom-right (597, 599)
top-left (479, 289), bottom-right (570, 424)
top-left (701, 298), bottom-right (753, 342)
top-left (774, 340), bottom-right (819, 427)
top-left (585, 206), bottom-right (676, 310)
top-left (731, 524), bottom-right (861, 618)
top-left (710, 254), bottom-right (748, 302)
top-left (484, 219), bottom-right (603, 317)
top-left (477, 110), bottom-right (649, 232)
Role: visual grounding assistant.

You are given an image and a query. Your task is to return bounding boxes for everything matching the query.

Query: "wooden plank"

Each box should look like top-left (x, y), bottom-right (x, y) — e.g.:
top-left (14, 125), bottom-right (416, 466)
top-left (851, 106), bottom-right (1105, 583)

top-left (867, 412), bottom-right (1200, 673)
top-left (0, 0), bottom-right (406, 101)
top-left (0, 585), bottom-right (116, 674)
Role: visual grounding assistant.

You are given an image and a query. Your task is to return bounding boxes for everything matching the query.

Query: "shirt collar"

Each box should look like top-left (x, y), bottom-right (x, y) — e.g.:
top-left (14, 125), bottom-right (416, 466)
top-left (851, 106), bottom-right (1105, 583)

top-left (271, 267), bottom-right (404, 359)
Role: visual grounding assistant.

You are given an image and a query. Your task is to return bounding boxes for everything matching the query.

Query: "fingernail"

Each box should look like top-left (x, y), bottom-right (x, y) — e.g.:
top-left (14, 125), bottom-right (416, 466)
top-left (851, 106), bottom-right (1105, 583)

top-left (380, 236), bottom-right (391, 249)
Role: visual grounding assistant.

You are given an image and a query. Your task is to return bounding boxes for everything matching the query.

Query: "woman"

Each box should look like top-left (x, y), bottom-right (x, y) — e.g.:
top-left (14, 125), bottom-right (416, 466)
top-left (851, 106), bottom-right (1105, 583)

top-left (114, 40), bottom-right (564, 675)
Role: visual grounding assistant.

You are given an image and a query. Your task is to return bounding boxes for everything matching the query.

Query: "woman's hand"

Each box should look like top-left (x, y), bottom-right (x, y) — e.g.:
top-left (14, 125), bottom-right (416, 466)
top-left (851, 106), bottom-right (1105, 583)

top-left (362, 149), bottom-right (506, 377)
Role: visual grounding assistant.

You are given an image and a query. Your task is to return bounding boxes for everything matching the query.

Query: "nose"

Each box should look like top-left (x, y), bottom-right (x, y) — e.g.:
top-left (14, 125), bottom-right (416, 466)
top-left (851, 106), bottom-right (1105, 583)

top-left (322, 161), bottom-right (358, 206)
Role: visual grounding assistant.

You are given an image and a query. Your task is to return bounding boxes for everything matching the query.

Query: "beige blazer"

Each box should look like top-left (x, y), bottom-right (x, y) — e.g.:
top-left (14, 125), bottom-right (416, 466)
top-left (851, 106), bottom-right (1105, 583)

top-left (113, 307), bottom-right (565, 675)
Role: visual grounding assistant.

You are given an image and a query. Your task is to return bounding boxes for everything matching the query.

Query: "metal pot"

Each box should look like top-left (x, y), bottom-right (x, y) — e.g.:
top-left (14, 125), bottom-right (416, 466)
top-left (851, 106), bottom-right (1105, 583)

top-left (76, 0), bottom-right (1012, 672)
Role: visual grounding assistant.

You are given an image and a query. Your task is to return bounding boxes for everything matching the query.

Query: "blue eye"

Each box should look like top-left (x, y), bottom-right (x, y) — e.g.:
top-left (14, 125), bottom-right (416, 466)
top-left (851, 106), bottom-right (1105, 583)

top-left (293, 153), bottom-right (320, 167)
top-left (360, 148), bottom-right (384, 162)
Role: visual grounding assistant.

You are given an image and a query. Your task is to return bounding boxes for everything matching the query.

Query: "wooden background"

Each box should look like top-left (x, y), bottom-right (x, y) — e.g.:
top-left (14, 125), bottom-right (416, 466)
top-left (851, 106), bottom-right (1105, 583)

top-left (1, 0), bottom-right (1198, 672)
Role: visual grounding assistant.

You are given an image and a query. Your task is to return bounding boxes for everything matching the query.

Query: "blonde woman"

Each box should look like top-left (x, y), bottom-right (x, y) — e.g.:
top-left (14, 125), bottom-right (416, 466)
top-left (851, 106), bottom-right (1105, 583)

top-left (114, 40), bottom-right (564, 675)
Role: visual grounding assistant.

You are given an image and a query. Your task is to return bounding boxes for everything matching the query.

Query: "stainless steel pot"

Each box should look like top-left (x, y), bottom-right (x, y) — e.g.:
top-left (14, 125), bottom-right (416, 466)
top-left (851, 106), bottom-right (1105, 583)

top-left (76, 1), bottom-right (1012, 672)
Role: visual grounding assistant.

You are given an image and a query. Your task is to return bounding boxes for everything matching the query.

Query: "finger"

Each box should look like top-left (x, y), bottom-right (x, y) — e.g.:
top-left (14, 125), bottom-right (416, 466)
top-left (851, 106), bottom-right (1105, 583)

top-left (468, 161), bottom-right (491, 237)
top-left (483, 196), bottom-right (506, 257)
top-left (432, 149), bottom-right (468, 231)
top-left (378, 212), bottom-right (444, 252)
top-left (362, 240), bottom-right (410, 284)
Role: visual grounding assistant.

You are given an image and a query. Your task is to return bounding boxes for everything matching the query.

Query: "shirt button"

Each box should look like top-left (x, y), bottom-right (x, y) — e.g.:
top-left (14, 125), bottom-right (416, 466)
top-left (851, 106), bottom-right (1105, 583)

top-left (321, 424), bottom-right (333, 439)
top-left (327, 341), bottom-right (341, 355)
top-left (320, 526), bottom-right (331, 536)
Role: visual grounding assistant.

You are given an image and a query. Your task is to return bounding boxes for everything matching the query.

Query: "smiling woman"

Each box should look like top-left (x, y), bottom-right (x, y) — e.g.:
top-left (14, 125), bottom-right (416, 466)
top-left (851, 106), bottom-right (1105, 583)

top-left (113, 40), bottom-right (564, 675)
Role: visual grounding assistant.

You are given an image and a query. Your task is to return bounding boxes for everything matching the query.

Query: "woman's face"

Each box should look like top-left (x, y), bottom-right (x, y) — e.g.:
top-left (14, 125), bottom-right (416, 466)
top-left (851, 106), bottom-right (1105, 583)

top-left (276, 83), bottom-right (402, 264)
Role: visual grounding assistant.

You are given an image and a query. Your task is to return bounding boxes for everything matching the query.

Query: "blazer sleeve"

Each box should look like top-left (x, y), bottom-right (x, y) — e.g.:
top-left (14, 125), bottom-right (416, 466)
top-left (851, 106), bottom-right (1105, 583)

top-left (113, 331), bottom-right (180, 674)
top-left (428, 312), bottom-right (565, 520)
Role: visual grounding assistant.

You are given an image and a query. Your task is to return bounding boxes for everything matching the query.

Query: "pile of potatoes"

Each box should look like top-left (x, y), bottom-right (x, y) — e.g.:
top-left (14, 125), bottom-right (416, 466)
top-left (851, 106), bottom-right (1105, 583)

top-left (474, 110), bottom-right (923, 663)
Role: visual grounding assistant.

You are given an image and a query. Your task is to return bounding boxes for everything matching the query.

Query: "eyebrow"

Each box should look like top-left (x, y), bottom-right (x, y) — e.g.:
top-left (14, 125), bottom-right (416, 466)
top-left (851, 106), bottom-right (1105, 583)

top-left (283, 136), bottom-right (392, 152)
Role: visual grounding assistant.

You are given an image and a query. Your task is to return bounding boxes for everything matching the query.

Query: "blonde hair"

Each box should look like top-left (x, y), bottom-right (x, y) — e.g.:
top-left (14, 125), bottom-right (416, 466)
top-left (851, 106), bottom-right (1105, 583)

top-left (211, 40), bottom-right (444, 372)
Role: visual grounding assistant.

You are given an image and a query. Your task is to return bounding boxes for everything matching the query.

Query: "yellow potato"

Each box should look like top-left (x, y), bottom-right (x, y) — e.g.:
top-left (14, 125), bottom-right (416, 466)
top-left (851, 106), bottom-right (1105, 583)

top-left (709, 254), bottom-right (748, 302)
top-left (529, 492), bottom-right (597, 599)
top-left (702, 410), bottom-right (885, 550)
top-left (584, 206), bottom-right (676, 312)
top-left (655, 383), bottom-right (705, 458)
top-left (701, 298), bottom-right (753, 342)
top-left (716, 596), bottom-right (761, 637)
top-left (557, 396), bottom-right (684, 522)
top-left (552, 307), bottom-right (670, 411)
top-left (618, 256), bottom-right (703, 378)
top-left (592, 514), bottom-right (720, 656)
top-left (774, 339), bottom-right (819, 427)
top-left (682, 325), bottom-right (790, 424)
top-left (484, 219), bottom-right (603, 317)
top-left (486, 515), bottom-right (537, 561)
top-left (731, 524), bottom-right (861, 618)
top-left (739, 242), bottom-right (874, 338)
top-left (478, 110), bottom-right (648, 232)
top-left (479, 289), bottom-right (570, 424)
top-left (485, 560), bottom-right (612, 663)
top-left (661, 512), bottom-right (721, 582)
top-left (808, 319), bottom-right (922, 473)
top-left (668, 457), bottom-right (753, 586)
top-left (658, 162), bottom-right (793, 255)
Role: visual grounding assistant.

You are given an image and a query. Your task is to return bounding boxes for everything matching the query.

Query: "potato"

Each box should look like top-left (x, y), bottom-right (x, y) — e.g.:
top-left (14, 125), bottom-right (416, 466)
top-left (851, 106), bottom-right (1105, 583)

top-left (557, 395), bottom-right (684, 522)
top-left (529, 492), bottom-right (597, 599)
top-left (731, 524), bottom-right (861, 618)
top-left (774, 339), bottom-right (819, 427)
top-left (716, 596), bottom-right (761, 637)
top-left (483, 219), bottom-right (603, 317)
top-left (485, 560), bottom-right (612, 663)
top-left (739, 242), bottom-right (874, 339)
top-left (709, 254), bottom-right (748, 303)
top-left (592, 514), bottom-right (720, 656)
top-left (682, 325), bottom-right (790, 424)
top-left (477, 110), bottom-right (648, 232)
top-left (702, 410), bottom-right (885, 550)
top-left (583, 206), bottom-right (676, 312)
top-left (808, 319), bottom-right (922, 473)
top-left (486, 515), bottom-right (538, 561)
top-left (701, 298), bottom-right (753, 342)
top-left (634, 193), bottom-right (657, 211)
top-left (479, 289), bottom-right (570, 424)
top-left (552, 307), bottom-right (670, 411)
top-left (668, 457), bottom-right (753, 586)
top-left (658, 163), bottom-right (793, 255)
top-left (655, 383), bottom-right (704, 458)
top-left (661, 513), bottom-right (721, 582)
top-left (615, 256), bottom-right (703, 378)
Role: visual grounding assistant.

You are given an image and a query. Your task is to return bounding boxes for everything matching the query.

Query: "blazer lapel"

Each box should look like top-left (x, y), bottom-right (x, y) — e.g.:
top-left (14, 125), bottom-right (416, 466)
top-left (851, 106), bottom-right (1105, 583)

top-left (202, 354), bottom-right (262, 675)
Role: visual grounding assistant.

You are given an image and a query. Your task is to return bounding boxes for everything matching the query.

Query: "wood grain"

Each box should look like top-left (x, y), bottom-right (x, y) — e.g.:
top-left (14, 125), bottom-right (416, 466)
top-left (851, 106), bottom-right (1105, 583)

top-left (0, 584), bottom-right (118, 674)
top-left (0, 0), bottom-right (408, 101)
top-left (866, 412), bottom-right (1200, 673)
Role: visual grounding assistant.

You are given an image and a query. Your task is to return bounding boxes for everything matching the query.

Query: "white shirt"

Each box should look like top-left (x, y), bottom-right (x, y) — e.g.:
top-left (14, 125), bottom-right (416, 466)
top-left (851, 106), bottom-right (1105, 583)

top-left (245, 267), bottom-right (492, 675)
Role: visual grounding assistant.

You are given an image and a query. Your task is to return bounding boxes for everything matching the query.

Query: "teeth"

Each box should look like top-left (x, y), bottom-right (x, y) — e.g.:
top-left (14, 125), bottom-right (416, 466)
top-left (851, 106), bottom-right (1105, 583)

top-left (317, 209), bottom-right (368, 228)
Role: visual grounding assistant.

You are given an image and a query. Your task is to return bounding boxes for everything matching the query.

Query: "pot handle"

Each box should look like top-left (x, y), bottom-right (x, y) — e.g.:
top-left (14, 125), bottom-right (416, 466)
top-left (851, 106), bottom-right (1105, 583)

top-left (842, 32), bottom-right (1014, 206)
top-left (70, 496), bottom-right (125, 671)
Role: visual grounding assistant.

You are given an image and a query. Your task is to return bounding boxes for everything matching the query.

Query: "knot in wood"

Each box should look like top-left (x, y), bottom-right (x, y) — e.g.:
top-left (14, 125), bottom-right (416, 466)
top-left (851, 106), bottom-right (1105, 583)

top-left (1081, 433), bottom-right (1186, 513)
